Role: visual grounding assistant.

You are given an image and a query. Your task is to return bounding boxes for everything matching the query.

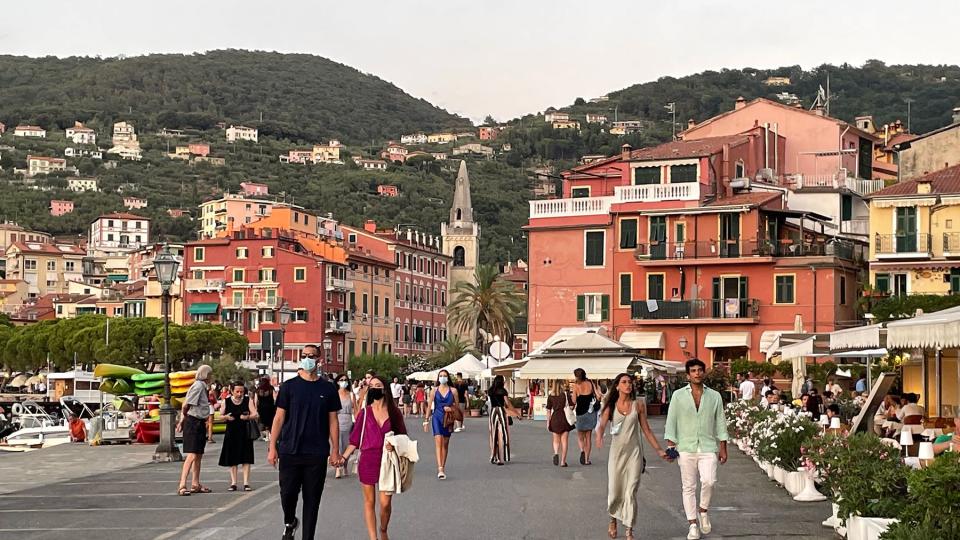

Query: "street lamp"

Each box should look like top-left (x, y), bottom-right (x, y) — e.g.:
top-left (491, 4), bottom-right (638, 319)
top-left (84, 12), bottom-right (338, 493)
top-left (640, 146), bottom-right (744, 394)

top-left (278, 302), bottom-right (293, 382)
top-left (322, 337), bottom-right (333, 374)
top-left (153, 245), bottom-right (182, 462)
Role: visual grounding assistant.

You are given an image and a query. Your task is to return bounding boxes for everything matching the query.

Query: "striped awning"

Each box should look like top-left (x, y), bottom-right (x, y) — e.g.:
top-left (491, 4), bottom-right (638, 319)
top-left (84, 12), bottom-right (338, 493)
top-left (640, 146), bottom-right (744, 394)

top-left (519, 356), bottom-right (633, 380)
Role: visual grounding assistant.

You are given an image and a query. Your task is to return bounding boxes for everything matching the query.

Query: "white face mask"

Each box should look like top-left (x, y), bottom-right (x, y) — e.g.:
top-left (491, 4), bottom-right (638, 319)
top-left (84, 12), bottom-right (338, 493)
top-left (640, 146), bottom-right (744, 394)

top-left (338, 381), bottom-right (349, 389)
top-left (438, 376), bottom-right (449, 385)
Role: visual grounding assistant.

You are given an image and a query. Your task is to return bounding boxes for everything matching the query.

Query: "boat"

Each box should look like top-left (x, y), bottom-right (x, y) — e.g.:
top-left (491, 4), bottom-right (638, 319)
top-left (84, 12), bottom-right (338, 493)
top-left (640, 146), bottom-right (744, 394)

top-left (0, 400), bottom-right (70, 450)
top-left (46, 369), bottom-right (116, 405)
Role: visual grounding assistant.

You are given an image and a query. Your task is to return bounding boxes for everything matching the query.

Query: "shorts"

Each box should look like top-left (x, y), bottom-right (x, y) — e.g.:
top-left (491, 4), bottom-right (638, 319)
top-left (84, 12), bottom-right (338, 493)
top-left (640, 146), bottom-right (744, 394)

top-left (182, 415), bottom-right (208, 455)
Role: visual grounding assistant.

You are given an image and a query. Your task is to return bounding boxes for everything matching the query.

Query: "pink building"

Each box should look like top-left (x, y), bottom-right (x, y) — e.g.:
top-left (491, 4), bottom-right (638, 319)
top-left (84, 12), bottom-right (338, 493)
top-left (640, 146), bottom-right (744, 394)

top-left (167, 208), bottom-right (190, 218)
top-left (479, 127), bottom-right (499, 141)
top-left (50, 200), bottom-right (75, 216)
top-left (682, 97), bottom-right (878, 181)
top-left (240, 182), bottom-right (269, 196)
top-left (188, 143), bottom-right (211, 157)
top-left (377, 185), bottom-right (400, 197)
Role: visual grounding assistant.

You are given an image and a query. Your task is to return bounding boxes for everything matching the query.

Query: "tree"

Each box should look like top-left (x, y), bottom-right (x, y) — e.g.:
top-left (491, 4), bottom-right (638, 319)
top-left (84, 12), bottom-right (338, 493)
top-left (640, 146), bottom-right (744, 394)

top-left (347, 353), bottom-right (404, 381)
top-left (427, 337), bottom-right (476, 369)
top-left (447, 264), bottom-right (525, 349)
top-left (483, 115), bottom-right (497, 125)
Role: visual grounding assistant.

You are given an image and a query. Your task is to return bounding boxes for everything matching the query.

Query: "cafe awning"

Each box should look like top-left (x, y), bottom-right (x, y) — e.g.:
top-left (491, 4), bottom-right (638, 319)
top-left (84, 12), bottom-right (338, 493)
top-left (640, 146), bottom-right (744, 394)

top-left (187, 302), bottom-right (219, 315)
top-left (887, 306), bottom-right (960, 349)
top-left (618, 331), bottom-right (665, 350)
top-left (519, 356), bottom-right (633, 380)
top-left (760, 330), bottom-right (788, 357)
top-left (830, 324), bottom-right (884, 351)
top-left (781, 337), bottom-right (814, 359)
top-left (703, 332), bottom-right (750, 349)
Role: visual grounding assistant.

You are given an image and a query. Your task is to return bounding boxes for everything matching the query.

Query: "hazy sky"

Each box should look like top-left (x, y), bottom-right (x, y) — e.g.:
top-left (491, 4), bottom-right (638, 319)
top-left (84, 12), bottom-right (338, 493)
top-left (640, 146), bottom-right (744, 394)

top-left (3, 1), bottom-right (956, 122)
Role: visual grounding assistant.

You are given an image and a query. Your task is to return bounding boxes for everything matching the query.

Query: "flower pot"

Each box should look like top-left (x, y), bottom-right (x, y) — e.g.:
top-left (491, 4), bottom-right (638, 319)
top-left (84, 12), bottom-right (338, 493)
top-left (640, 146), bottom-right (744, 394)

top-left (784, 470), bottom-right (804, 496)
top-left (764, 462), bottom-right (775, 479)
top-left (846, 517), bottom-right (897, 540)
top-left (773, 466), bottom-right (787, 484)
top-left (793, 468), bottom-right (827, 502)
top-left (469, 409), bottom-right (481, 417)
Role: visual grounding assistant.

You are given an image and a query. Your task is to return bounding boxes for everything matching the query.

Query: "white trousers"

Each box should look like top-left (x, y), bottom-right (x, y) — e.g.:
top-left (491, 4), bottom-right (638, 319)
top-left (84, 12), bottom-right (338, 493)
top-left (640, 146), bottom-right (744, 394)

top-left (678, 452), bottom-right (718, 521)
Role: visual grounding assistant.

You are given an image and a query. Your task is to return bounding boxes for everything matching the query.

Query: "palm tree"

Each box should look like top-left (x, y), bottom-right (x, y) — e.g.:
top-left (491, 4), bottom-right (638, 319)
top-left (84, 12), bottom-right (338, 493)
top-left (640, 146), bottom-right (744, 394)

top-left (428, 336), bottom-right (476, 369)
top-left (447, 264), bottom-right (525, 350)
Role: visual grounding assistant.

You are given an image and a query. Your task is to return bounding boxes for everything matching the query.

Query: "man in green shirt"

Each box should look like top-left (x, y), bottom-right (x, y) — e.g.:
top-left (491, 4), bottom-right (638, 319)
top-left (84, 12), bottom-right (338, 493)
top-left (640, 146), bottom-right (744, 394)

top-left (665, 359), bottom-right (729, 540)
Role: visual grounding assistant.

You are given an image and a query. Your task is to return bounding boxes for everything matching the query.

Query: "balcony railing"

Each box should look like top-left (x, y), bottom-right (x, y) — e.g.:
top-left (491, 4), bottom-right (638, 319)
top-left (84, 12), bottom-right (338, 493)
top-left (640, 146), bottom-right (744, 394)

top-left (613, 182), bottom-right (700, 203)
top-left (630, 298), bottom-right (760, 320)
top-left (184, 278), bottom-right (225, 291)
top-left (221, 295), bottom-right (280, 309)
top-left (325, 320), bottom-right (352, 334)
top-left (944, 233), bottom-right (960, 256)
top-left (840, 218), bottom-right (870, 236)
top-left (875, 233), bottom-right (932, 257)
top-left (771, 172), bottom-right (885, 196)
top-left (635, 238), bottom-right (857, 261)
top-left (529, 196), bottom-right (612, 218)
top-left (326, 277), bottom-right (353, 291)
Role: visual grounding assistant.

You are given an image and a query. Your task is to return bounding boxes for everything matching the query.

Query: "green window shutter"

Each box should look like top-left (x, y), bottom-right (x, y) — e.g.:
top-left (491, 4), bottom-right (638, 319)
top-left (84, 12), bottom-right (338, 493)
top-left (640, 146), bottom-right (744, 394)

top-left (711, 277), bottom-right (721, 318)
top-left (739, 276), bottom-right (748, 298)
top-left (600, 294), bottom-right (610, 321)
top-left (841, 195), bottom-right (853, 221)
top-left (576, 295), bottom-right (585, 321)
top-left (875, 274), bottom-right (890, 293)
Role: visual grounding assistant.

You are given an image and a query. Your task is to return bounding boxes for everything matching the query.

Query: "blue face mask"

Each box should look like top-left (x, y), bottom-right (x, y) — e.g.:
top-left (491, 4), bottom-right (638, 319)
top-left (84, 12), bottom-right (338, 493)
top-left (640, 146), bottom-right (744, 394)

top-left (300, 357), bottom-right (317, 372)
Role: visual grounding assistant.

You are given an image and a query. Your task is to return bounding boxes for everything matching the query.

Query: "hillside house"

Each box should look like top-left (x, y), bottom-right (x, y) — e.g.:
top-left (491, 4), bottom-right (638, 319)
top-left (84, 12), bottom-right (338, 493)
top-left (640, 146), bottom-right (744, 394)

top-left (50, 200), bottom-right (75, 216)
top-left (188, 143), bottom-right (211, 157)
top-left (479, 127), bottom-right (499, 140)
top-left (67, 178), bottom-right (99, 192)
top-left (430, 152), bottom-right (448, 161)
top-left (27, 155), bottom-right (67, 177)
top-left (452, 143), bottom-right (494, 158)
top-left (377, 185), bottom-right (400, 197)
top-left (282, 150), bottom-right (315, 164)
top-left (313, 140), bottom-right (343, 164)
top-left (427, 133), bottom-right (457, 144)
top-left (192, 156), bottom-right (225, 166)
top-left (89, 212), bottom-right (151, 255)
top-left (610, 121), bottom-right (646, 135)
top-left (112, 122), bottom-right (137, 145)
top-left (14, 125), bottom-right (46, 138)
top-left (401, 133), bottom-right (427, 145)
top-left (354, 158), bottom-right (388, 171)
top-left (381, 143), bottom-right (408, 163)
top-left (167, 208), bottom-right (190, 218)
top-left (764, 76), bottom-right (792, 86)
top-left (66, 122), bottom-right (96, 145)
top-left (240, 182), bottom-right (269, 196)
top-left (226, 125), bottom-right (258, 143)
top-left (544, 112), bottom-right (569, 123)
top-left (553, 120), bottom-right (580, 130)
top-left (124, 197), bottom-right (148, 210)
top-left (585, 114), bottom-right (607, 124)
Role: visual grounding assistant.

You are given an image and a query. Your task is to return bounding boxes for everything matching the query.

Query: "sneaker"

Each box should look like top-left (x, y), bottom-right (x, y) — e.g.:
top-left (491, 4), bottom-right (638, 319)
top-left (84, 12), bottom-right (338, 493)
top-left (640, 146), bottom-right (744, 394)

top-left (687, 523), bottom-right (701, 540)
top-left (699, 512), bottom-right (712, 534)
top-left (454, 427), bottom-right (463, 433)
top-left (281, 517), bottom-right (299, 540)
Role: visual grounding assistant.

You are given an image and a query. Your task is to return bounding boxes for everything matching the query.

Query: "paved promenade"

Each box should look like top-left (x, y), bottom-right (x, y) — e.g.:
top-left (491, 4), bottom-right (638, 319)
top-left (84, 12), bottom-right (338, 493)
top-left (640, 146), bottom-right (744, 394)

top-left (0, 416), bottom-right (831, 539)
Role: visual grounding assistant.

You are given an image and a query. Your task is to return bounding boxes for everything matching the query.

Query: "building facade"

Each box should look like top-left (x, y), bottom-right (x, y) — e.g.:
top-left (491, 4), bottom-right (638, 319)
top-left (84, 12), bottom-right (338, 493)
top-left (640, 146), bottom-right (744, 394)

top-left (226, 125), bottom-right (258, 143)
top-left (88, 213), bottom-right (151, 256)
top-left (66, 122), bottom-right (97, 145)
top-left (27, 155), bottom-right (67, 177)
top-left (441, 160), bottom-right (480, 344)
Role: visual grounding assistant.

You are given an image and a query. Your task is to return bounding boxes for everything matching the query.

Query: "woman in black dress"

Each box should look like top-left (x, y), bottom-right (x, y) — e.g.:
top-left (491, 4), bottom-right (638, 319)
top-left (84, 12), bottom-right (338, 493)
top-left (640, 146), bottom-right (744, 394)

top-left (218, 382), bottom-right (258, 491)
top-left (255, 377), bottom-right (275, 441)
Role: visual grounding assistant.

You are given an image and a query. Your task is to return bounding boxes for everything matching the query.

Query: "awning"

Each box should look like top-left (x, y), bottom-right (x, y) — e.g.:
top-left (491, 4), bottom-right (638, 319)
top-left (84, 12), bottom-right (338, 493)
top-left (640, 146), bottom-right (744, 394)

top-left (781, 337), bottom-right (814, 359)
top-left (831, 348), bottom-right (888, 358)
top-left (635, 357), bottom-right (684, 374)
top-left (703, 332), bottom-right (750, 349)
top-left (188, 302), bottom-right (219, 315)
top-left (618, 331), bottom-right (665, 350)
top-left (519, 356), bottom-right (633, 380)
top-left (107, 274), bottom-right (128, 282)
top-left (759, 330), bottom-right (788, 357)
top-left (887, 306), bottom-right (960, 349)
top-left (830, 324), bottom-right (883, 351)
top-left (490, 358), bottom-right (528, 376)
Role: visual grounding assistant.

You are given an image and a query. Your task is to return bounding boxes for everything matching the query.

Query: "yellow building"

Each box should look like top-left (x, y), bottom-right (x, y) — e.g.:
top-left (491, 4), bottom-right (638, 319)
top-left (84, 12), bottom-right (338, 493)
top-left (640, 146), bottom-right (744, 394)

top-left (867, 164), bottom-right (960, 295)
top-left (199, 193), bottom-right (304, 239)
top-left (4, 242), bottom-right (85, 298)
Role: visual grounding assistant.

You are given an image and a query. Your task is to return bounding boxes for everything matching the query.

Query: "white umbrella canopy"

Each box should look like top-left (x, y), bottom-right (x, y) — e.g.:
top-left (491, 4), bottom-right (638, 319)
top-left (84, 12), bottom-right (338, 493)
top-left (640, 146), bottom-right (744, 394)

top-left (25, 375), bottom-right (45, 386)
top-left (440, 353), bottom-right (487, 378)
top-left (8, 374), bottom-right (29, 387)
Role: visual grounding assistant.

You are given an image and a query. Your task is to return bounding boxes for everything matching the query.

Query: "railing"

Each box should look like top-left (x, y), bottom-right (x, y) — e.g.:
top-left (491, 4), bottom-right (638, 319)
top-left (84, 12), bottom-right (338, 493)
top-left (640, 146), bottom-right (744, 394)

top-left (325, 320), bottom-right (352, 333)
top-left (635, 238), bottom-right (857, 261)
top-left (613, 182), bottom-right (700, 203)
top-left (184, 278), bottom-right (225, 291)
top-left (221, 295), bottom-right (280, 309)
top-left (326, 277), bottom-right (353, 291)
top-left (944, 233), bottom-right (960, 255)
top-left (875, 233), bottom-right (932, 256)
top-left (630, 298), bottom-right (760, 320)
top-left (529, 196), bottom-right (612, 218)
top-left (768, 173), bottom-right (885, 196)
top-left (840, 218), bottom-right (870, 236)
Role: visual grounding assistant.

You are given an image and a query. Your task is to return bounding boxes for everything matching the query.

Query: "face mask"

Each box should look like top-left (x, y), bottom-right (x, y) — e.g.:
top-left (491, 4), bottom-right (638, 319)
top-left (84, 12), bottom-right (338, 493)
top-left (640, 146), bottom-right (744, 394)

top-left (299, 357), bottom-right (317, 372)
top-left (338, 381), bottom-right (349, 389)
top-left (366, 388), bottom-right (384, 404)
top-left (438, 376), bottom-right (449, 385)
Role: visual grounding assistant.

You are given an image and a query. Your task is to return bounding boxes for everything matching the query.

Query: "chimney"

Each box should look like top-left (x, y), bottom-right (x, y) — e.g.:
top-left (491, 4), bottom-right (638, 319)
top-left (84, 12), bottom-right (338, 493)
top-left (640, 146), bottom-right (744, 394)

top-left (917, 177), bottom-right (932, 195)
top-left (734, 96), bottom-right (746, 110)
top-left (620, 143), bottom-right (633, 160)
top-left (687, 118), bottom-right (696, 129)
top-left (364, 220), bottom-right (376, 233)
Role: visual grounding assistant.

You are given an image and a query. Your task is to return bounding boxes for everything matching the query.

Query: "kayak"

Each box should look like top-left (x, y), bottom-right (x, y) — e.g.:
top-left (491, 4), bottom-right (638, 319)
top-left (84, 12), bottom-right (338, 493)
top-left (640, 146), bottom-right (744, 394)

top-left (99, 379), bottom-right (116, 393)
top-left (131, 373), bottom-right (166, 382)
top-left (112, 379), bottom-right (132, 395)
top-left (93, 364), bottom-right (145, 379)
top-left (134, 379), bottom-right (167, 390)
top-left (171, 371), bottom-right (197, 380)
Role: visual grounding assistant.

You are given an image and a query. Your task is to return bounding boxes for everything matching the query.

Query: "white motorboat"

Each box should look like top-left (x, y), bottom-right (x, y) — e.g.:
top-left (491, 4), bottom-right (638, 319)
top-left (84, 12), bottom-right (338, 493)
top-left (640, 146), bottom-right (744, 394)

top-left (0, 400), bottom-right (70, 450)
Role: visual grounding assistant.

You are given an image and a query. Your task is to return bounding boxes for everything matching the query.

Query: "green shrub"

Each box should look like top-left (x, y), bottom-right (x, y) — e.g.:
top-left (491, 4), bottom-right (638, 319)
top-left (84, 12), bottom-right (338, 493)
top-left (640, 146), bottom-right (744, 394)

top-left (881, 453), bottom-right (960, 540)
top-left (829, 434), bottom-right (909, 523)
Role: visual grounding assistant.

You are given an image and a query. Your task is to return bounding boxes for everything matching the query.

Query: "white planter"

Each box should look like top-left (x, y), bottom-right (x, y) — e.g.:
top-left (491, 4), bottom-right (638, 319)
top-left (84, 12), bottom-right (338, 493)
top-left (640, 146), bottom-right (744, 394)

top-left (764, 462), bottom-right (775, 479)
top-left (794, 468), bottom-right (827, 502)
top-left (785, 470), bottom-right (804, 495)
top-left (845, 516), bottom-right (897, 540)
top-left (773, 465), bottom-right (787, 484)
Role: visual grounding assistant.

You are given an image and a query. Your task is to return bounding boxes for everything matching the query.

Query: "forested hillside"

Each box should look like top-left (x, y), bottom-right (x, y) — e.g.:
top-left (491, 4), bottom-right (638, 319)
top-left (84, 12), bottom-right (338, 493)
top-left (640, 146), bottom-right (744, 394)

top-left (0, 50), bottom-right (468, 143)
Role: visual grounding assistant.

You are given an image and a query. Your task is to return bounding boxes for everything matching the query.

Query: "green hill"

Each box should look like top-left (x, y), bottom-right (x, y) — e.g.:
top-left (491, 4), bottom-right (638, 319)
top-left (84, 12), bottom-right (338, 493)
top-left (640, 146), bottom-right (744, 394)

top-left (0, 50), bottom-right (468, 143)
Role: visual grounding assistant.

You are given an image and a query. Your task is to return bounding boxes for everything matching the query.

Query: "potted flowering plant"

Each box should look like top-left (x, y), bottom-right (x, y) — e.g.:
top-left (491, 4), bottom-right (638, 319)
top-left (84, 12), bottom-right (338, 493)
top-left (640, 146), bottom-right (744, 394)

top-left (468, 397), bottom-right (486, 416)
top-left (753, 413), bottom-right (819, 490)
top-left (881, 452), bottom-right (960, 539)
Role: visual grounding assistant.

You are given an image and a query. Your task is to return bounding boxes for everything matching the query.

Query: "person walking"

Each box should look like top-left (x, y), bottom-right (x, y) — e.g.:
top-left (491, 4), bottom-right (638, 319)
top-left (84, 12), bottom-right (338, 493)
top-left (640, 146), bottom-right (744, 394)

top-left (572, 368), bottom-right (602, 465)
top-left (267, 345), bottom-right (344, 540)
top-left (342, 376), bottom-right (407, 540)
top-left (453, 372), bottom-right (469, 432)
top-left (424, 369), bottom-right (459, 479)
top-left (218, 382), bottom-right (258, 491)
top-left (335, 374), bottom-right (354, 479)
top-left (665, 359), bottom-right (729, 540)
top-left (401, 382), bottom-right (413, 416)
top-left (176, 364), bottom-right (214, 496)
top-left (255, 376), bottom-right (276, 442)
top-left (596, 373), bottom-right (671, 539)
top-left (487, 375), bottom-right (521, 465)
top-left (390, 377), bottom-right (403, 409)
top-left (355, 370), bottom-right (376, 414)
top-left (545, 380), bottom-right (574, 466)
top-left (414, 383), bottom-right (427, 418)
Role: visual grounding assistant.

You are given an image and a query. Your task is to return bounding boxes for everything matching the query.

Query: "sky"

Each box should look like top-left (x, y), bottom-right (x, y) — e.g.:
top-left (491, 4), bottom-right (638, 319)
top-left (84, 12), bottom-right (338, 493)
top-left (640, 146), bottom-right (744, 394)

top-left (3, 1), bottom-right (956, 123)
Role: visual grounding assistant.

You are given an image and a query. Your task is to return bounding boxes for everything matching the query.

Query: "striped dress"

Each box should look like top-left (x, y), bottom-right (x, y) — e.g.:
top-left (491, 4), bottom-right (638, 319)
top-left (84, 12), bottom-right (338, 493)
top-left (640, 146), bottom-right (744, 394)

top-left (488, 387), bottom-right (510, 463)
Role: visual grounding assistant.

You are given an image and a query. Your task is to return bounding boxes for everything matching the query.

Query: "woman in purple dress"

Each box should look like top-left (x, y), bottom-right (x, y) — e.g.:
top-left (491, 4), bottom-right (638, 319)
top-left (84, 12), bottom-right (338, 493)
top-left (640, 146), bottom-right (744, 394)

top-left (343, 376), bottom-right (407, 540)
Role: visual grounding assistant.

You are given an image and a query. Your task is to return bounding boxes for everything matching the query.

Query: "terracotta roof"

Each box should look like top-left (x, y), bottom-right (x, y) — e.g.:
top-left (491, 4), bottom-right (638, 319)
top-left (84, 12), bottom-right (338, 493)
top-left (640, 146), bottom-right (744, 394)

top-left (98, 212), bottom-right (148, 220)
top-left (8, 242), bottom-right (84, 255)
top-left (868, 163), bottom-right (960, 198)
top-left (15, 125), bottom-right (45, 131)
top-left (705, 191), bottom-right (782, 207)
top-left (882, 132), bottom-right (919, 151)
top-left (627, 134), bottom-right (751, 161)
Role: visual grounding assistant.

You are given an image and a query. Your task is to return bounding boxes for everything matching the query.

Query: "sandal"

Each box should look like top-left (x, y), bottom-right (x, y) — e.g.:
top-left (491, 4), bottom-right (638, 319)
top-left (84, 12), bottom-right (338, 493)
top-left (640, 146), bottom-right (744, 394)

top-left (560, 463), bottom-right (568, 467)
top-left (243, 485), bottom-right (252, 491)
top-left (190, 484), bottom-right (212, 494)
top-left (608, 520), bottom-right (617, 538)
top-left (177, 486), bottom-right (191, 496)
top-left (625, 526), bottom-right (634, 539)
top-left (227, 484), bottom-right (237, 491)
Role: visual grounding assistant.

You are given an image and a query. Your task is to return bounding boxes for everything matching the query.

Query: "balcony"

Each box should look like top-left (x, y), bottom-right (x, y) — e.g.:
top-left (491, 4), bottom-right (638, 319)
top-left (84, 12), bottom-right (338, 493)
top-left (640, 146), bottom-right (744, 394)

top-left (778, 172), bottom-right (885, 196)
top-left (630, 298), bottom-right (760, 321)
top-left (874, 233), bottom-right (932, 260)
top-left (184, 278), bottom-right (225, 292)
top-left (635, 238), bottom-right (857, 262)
top-left (221, 294), bottom-right (280, 309)
top-left (326, 277), bottom-right (353, 291)
top-left (840, 218), bottom-right (870, 236)
top-left (944, 233), bottom-right (960, 258)
top-left (613, 182), bottom-right (700, 203)
top-left (325, 320), bottom-right (352, 334)
top-left (529, 196), bottom-right (612, 219)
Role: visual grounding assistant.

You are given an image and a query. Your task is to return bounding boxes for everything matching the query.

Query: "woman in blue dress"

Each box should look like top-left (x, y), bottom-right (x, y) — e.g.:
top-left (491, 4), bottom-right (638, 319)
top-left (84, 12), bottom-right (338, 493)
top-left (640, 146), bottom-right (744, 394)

top-left (423, 369), bottom-right (459, 479)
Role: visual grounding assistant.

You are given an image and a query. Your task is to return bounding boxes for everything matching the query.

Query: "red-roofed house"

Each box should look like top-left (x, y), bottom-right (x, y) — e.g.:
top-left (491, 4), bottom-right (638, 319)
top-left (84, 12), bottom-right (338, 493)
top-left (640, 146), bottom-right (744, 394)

top-left (240, 182), bottom-right (269, 196)
top-left (14, 125), bottom-right (46, 138)
top-left (526, 131), bottom-right (863, 367)
top-left (88, 213), bottom-right (151, 255)
top-left (26, 155), bottom-right (66, 177)
top-left (50, 200), bottom-right (75, 216)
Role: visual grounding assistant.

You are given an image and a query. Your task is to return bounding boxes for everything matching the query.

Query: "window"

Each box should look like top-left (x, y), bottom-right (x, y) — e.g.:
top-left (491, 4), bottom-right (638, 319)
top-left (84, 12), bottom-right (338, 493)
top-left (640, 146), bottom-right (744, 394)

top-left (65, 261), bottom-right (75, 272)
top-left (262, 246), bottom-right (274, 258)
top-left (294, 267), bottom-right (306, 282)
top-left (395, 282), bottom-right (401, 299)
top-left (384, 298), bottom-right (390, 318)
top-left (775, 275), bottom-right (795, 304)
top-left (293, 309), bottom-right (308, 322)
top-left (571, 186), bottom-right (591, 198)
top-left (735, 160), bottom-right (745, 179)
top-left (236, 247), bottom-right (248, 259)
top-left (840, 276), bottom-right (847, 305)
top-left (893, 274), bottom-right (908, 296)
top-left (348, 341), bottom-right (355, 359)
top-left (259, 268), bottom-right (277, 282)
top-left (404, 324), bottom-right (410, 341)
top-left (453, 246), bottom-right (465, 267)
top-left (670, 164), bottom-right (698, 183)
top-left (348, 233), bottom-right (357, 244)
top-left (841, 195), bottom-right (853, 221)
top-left (24, 259), bottom-right (37, 270)
top-left (248, 311), bottom-right (258, 331)
top-left (619, 274), bottom-right (632, 307)
top-left (395, 324), bottom-right (400, 341)
top-left (644, 274), bottom-right (663, 301)
top-left (47, 260), bottom-right (56, 271)
top-left (633, 166), bottom-right (660, 185)
top-left (374, 295), bottom-right (380, 317)
top-left (619, 219), bottom-right (638, 249)
top-left (361, 342), bottom-right (368, 355)
top-left (951, 269), bottom-right (960, 294)
top-left (362, 293), bottom-right (368, 315)
top-left (194, 247), bottom-right (205, 262)
top-left (262, 310), bottom-right (275, 323)
top-left (584, 231), bottom-right (605, 267)
top-left (233, 269), bottom-right (245, 282)
top-left (576, 293), bottom-right (609, 322)
top-left (875, 273), bottom-right (890, 294)
top-left (192, 270), bottom-right (204, 279)
top-left (107, 233), bottom-right (114, 242)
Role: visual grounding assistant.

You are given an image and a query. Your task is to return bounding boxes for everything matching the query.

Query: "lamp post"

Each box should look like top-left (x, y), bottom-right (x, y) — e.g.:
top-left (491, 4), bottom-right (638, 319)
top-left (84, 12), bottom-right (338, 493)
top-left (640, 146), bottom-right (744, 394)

top-left (278, 302), bottom-right (293, 382)
top-left (153, 245), bottom-right (182, 462)
top-left (322, 337), bottom-right (333, 375)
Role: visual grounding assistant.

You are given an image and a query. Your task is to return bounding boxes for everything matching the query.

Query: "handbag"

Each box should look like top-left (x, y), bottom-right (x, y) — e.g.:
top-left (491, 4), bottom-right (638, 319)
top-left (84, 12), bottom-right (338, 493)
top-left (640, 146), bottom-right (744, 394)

top-left (352, 408), bottom-right (367, 474)
top-left (563, 394), bottom-right (577, 426)
top-left (246, 419), bottom-right (260, 440)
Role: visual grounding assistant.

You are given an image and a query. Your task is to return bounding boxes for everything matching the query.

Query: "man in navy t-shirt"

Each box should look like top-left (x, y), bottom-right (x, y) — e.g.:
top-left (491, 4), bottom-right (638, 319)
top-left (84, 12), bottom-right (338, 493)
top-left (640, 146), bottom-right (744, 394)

top-left (268, 344), bottom-right (342, 540)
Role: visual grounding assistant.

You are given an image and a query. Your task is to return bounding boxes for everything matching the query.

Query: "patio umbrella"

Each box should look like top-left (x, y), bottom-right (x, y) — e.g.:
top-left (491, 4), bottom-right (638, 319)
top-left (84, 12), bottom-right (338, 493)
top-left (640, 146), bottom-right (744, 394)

top-left (25, 375), bottom-right (44, 386)
top-left (8, 374), bottom-right (28, 388)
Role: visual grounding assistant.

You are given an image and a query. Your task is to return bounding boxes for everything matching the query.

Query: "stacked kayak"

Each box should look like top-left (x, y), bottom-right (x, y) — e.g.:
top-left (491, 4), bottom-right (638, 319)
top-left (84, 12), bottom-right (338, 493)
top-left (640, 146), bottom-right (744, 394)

top-left (131, 370), bottom-right (197, 399)
top-left (94, 364), bottom-right (145, 395)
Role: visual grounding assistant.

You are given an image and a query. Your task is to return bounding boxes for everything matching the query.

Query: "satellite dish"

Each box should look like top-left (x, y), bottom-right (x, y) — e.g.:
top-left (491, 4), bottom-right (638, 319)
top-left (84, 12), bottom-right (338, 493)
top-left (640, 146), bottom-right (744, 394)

top-left (489, 341), bottom-right (511, 361)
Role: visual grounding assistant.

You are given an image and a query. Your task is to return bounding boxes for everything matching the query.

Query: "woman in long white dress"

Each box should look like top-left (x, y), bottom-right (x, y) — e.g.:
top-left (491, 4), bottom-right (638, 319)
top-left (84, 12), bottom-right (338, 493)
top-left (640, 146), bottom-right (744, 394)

top-left (595, 373), bottom-right (670, 539)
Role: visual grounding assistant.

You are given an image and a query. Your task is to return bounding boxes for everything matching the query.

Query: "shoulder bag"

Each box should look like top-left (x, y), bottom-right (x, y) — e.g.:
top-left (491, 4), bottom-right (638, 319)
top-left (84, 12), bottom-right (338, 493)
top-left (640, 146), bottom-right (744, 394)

top-left (246, 419), bottom-right (260, 440)
top-left (352, 408), bottom-right (367, 475)
top-left (563, 394), bottom-right (577, 426)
